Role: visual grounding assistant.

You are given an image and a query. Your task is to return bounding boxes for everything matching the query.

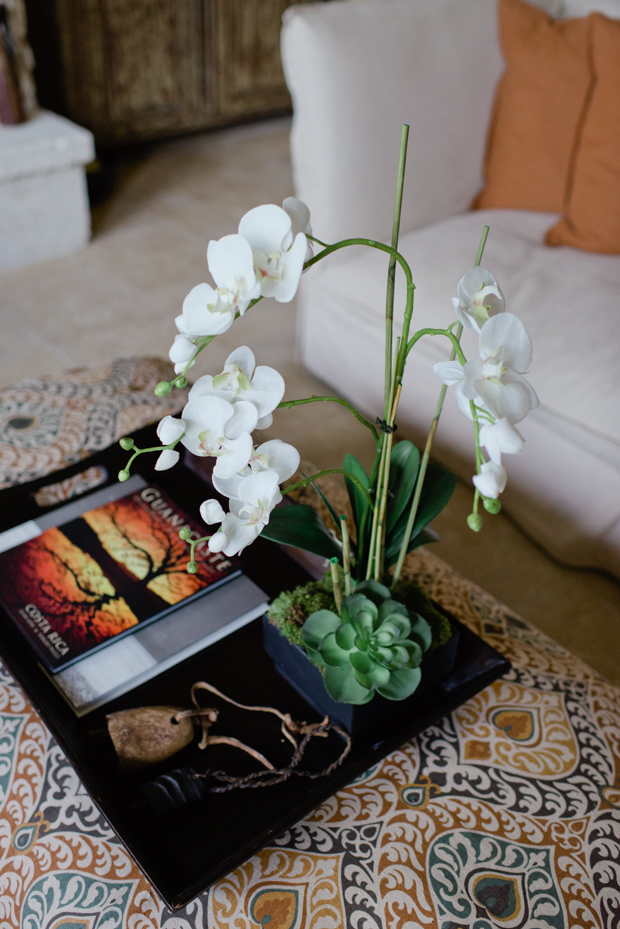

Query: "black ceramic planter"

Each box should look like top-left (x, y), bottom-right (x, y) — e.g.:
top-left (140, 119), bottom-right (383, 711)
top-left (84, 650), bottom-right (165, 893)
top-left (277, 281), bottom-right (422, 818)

top-left (262, 613), bottom-right (461, 736)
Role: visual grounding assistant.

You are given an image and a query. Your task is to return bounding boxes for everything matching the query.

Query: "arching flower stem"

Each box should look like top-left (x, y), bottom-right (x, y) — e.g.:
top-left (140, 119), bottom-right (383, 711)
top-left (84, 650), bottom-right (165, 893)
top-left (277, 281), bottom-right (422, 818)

top-left (278, 395), bottom-right (379, 445)
top-left (405, 328), bottom-right (468, 364)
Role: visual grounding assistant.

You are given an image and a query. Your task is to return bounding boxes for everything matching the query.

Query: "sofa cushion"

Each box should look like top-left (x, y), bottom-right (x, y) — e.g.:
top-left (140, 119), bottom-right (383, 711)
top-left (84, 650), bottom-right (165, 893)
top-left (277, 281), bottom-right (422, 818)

top-left (546, 14), bottom-right (620, 254)
top-left (473, 0), bottom-right (593, 213)
top-left (298, 209), bottom-right (620, 572)
top-left (281, 0), bottom-right (503, 243)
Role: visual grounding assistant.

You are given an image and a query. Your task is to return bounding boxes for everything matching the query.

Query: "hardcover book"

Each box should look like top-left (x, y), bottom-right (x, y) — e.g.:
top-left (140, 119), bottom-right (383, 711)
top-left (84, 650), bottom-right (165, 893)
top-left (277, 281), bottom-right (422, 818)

top-left (0, 481), bottom-right (239, 671)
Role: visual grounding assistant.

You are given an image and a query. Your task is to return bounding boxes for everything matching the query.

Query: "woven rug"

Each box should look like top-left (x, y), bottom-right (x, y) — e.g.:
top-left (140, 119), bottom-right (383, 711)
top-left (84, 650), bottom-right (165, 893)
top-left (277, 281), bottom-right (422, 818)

top-left (0, 361), bottom-right (618, 928)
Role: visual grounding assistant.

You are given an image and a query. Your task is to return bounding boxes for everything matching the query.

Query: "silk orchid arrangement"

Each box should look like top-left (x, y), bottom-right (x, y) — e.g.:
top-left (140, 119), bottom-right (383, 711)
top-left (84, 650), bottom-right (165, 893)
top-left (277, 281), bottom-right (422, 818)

top-left (118, 128), bottom-right (538, 704)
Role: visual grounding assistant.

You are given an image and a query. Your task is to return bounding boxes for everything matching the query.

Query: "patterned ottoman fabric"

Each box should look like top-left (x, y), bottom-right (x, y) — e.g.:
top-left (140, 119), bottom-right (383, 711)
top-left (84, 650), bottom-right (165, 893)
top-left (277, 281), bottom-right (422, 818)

top-left (0, 364), bottom-right (618, 928)
top-left (0, 358), bottom-right (188, 489)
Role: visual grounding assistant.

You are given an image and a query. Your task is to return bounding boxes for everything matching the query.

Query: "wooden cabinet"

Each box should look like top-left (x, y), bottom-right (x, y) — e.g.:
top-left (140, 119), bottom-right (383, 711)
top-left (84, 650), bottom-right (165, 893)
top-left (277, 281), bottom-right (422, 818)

top-left (25, 0), bottom-right (320, 146)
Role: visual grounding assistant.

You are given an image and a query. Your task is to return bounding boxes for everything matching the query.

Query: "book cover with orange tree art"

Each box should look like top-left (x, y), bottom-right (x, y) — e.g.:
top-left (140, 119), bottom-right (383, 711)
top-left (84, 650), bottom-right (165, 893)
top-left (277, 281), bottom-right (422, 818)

top-left (0, 485), bottom-right (239, 670)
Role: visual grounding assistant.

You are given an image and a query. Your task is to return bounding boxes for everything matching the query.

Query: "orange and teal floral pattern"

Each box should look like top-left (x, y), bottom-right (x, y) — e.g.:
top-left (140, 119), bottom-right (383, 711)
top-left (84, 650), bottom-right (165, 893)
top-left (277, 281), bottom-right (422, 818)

top-left (0, 548), bottom-right (617, 928)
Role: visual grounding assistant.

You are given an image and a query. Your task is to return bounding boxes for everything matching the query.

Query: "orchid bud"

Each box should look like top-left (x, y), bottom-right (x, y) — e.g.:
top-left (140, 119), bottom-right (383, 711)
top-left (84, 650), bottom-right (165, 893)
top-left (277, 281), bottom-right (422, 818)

top-left (209, 531), bottom-right (229, 553)
top-left (483, 498), bottom-right (501, 514)
top-left (200, 499), bottom-right (226, 525)
top-left (467, 513), bottom-right (483, 532)
top-left (155, 449), bottom-right (180, 471)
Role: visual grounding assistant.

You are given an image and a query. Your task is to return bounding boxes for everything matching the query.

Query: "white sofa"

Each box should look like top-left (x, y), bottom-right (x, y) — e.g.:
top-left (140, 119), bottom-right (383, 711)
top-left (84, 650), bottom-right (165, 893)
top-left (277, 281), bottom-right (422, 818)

top-left (281, 0), bottom-right (620, 578)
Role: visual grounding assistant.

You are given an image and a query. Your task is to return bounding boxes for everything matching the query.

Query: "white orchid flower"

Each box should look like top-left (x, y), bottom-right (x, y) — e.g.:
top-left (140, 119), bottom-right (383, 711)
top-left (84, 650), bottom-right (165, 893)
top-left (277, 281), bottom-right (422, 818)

top-left (169, 334), bottom-right (196, 366)
top-left (453, 267), bottom-right (506, 332)
top-left (176, 283), bottom-right (236, 338)
top-left (180, 395), bottom-right (256, 479)
top-left (155, 449), bottom-right (180, 471)
top-left (200, 499), bottom-right (226, 525)
top-left (473, 461), bottom-right (507, 498)
top-left (238, 204), bottom-right (308, 303)
top-left (208, 531), bottom-right (229, 553)
top-left (207, 234), bottom-right (261, 316)
top-left (479, 418), bottom-right (524, 464)
top-left (168, 334), bottom-right (196, 375)
top-left (208, 470), bottom-right (281, 557)
top-left (212, 438), bottom-right (300, 499)
top-left (157, 415), bottom-right (186, 446)
top-left (283, 197), bottom-right (314, 262)
top-left (189, 346), bottom-right (285, 423)
top-left (434, 313), bottom-right (538, 424)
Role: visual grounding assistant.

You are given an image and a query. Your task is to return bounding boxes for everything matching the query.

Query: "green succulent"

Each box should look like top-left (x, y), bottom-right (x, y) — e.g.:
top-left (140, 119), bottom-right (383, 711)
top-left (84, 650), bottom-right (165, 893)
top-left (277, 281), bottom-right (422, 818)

top-left (301, 579), bottom-right (432, 705)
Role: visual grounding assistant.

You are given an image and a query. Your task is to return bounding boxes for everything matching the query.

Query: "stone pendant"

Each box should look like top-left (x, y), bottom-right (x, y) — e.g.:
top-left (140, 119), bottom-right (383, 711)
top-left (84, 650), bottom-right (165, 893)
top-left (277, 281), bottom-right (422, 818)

top-left (106, 706), bottom-right (196, 771)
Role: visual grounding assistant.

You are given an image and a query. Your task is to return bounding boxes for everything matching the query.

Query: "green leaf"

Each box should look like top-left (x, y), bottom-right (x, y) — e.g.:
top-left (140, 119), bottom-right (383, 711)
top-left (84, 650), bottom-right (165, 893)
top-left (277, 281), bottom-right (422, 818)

top-left (261, 504), bottom-right (342, 560)
top-left (320, 632), bottom-right (354, 667)
top-left (410, 462), bottom-right (457, 542)
top-left (389, 644), bottom-right (410, 667)
top-left (340, 593), bottom-right (369, 624)
top-left (373, 646), bottom-right (395, 665)
top-left (301, 609), bottom-right (340, 651)
top-left (355, 579), bottom-right (391, 604)
top-left (378, 599), bottom-right (409, 623)
top-left (354, 663), bottom-right (391, 689)
top-left (353, 610), bottom-right (376, 636)
top-left (343, 454), bottom-right (371, 542)
top-left (401, 639), bottom-right (423, 668)
top-left (349, 650), bottom-right (376, 674)
top-left (324, 665), bottom-right (374, 704)
top-left (377, 666), bottom-right (422, 701)
top-left (383, 463), bottom-right (457, 567)
top-left (387, 440), bottom-right (420, 533)
top-left (307, 477), bottom-right (342, 535)
top-left (409, 612), bottom-right (433, 652)
top-left (335, 623), bottom-right (357, 650)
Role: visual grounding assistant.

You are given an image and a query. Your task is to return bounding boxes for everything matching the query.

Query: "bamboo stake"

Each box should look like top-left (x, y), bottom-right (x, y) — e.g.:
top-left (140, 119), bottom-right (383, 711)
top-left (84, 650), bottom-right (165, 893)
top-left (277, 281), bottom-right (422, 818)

top-left (340, 515), bottom-right (352, 596)
top-left (330, 557), bottom-right (343, 613)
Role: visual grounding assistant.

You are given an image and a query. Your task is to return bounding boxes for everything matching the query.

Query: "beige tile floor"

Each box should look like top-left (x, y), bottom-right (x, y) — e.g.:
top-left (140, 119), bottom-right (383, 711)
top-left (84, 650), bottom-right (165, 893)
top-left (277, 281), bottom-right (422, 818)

top-left (1, 117), bottom-right (619, 684)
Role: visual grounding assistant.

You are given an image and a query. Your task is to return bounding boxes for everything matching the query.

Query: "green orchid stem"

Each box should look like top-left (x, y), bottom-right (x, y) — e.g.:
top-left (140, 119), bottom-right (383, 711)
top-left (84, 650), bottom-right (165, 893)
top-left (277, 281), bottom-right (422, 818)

top-left (304, 239), bottom-right (415, 383)
top-left (384, 124), bottom-right (409, 421)
top-left (278, 395), bottom-right (379, 445)
top-left (406, 328), bottom-right (467, 364)
top-left (473, 488), bottom-right (480, 514)
top-left (390, 225), bottom-right (490, 588)
top-left (188, 534), bottom-right (211, 563)
top-left (307, 234), bottom-right (329, 249)
top-left (282, 469), bottom-right (374, 508)
top-left (180, 335), bottom-right (215, 379)
top-left (340, 515), bottom-right (352, 596)
top-left (471, 400), bottom-right (483, 474)
top-left (118, 440), bottom-right (181, 479)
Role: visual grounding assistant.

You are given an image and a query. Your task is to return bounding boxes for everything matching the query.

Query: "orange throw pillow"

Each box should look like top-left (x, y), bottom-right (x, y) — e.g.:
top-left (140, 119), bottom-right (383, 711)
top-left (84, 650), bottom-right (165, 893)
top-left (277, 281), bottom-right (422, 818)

top-left (545, 14), bottom-right (620, 254)
top-left (473, 0), bottom-right (593, 213)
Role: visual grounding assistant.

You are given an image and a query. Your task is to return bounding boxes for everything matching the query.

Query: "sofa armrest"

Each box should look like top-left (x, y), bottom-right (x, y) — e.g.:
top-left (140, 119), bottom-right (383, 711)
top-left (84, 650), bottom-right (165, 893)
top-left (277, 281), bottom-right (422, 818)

top-left (282, 0), bottom-right (504, 244)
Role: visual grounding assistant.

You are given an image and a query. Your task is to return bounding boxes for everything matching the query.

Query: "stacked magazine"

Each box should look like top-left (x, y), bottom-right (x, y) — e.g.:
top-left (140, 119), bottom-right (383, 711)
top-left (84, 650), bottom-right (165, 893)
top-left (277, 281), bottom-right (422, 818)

top-left (0, 475), bottom-right (268, 715)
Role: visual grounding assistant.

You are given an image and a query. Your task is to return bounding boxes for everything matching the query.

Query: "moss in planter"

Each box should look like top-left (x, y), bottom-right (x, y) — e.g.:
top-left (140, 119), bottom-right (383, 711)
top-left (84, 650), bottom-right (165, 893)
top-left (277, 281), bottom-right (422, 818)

top-left (267, 582), bottom-right (337, 647)
top-left (268, 571), bottom-right (450, 652)
top-left (391, 578), bottom-right (452, 651)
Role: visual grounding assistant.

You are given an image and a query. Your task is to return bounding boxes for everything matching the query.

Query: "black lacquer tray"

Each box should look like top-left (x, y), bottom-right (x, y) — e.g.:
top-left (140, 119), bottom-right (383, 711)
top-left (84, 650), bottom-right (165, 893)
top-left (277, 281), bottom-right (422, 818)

top-left (0, 424), bottom-right (510, 909)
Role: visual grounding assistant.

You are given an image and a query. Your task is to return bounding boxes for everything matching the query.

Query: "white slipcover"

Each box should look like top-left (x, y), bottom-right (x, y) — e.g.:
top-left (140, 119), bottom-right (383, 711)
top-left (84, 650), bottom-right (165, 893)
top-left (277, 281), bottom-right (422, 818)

top-left (282, 0), bottom-right (620, 576)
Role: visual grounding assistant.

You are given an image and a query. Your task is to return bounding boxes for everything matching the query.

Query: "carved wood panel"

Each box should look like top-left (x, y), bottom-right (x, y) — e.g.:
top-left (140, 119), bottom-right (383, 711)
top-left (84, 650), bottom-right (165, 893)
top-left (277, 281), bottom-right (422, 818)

top-left (214, 0), bottom-right (295, 117)
top-left (54, 0), bottom-right (210, 144)
top-left (25, 0), bottom-right (325, 145)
